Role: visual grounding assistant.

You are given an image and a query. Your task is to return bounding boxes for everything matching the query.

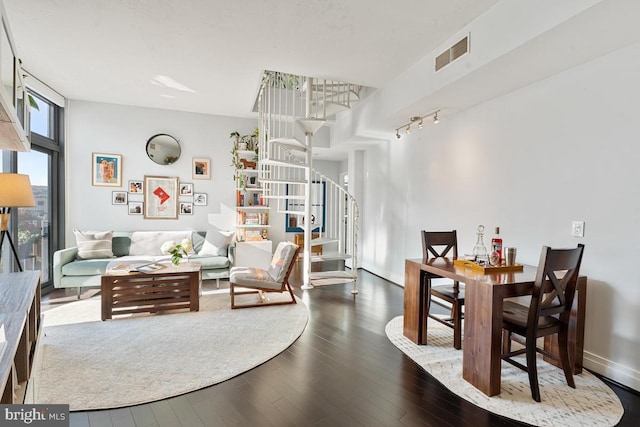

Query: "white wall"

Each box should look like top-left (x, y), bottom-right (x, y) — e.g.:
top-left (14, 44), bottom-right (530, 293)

top-left (358, 42), bottom-right (640, 390)
top-left (65, 100), bottom-right (344, 249)
top-left (65, 100), bottom-right (257, 245)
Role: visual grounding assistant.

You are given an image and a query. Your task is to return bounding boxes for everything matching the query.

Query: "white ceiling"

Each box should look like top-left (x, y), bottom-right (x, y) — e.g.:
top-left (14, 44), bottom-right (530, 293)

top-left (4, 0), bottom-right (500, 118)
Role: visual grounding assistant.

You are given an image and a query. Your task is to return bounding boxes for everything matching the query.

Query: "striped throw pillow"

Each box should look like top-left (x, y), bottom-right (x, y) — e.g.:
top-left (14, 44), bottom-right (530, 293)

top-left (73, 229), bottom-right (114, 259)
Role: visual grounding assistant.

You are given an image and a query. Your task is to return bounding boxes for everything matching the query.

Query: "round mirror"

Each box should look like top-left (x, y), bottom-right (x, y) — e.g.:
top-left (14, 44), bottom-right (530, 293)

top-left (146, 134), bottom-right (181, 165)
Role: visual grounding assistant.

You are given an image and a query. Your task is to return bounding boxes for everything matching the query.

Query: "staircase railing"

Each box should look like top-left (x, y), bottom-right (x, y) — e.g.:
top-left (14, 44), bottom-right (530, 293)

top-left (255, 71), bottom-right (360, 293)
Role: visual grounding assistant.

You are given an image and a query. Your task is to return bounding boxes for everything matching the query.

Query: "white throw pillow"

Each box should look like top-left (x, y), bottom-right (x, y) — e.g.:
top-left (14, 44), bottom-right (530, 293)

top-left (129, 231), bottom-right (192, 256)
top-left (198, 230), bottom-right (234, 257)
top-left (73, 229), bottom-right (114, 259)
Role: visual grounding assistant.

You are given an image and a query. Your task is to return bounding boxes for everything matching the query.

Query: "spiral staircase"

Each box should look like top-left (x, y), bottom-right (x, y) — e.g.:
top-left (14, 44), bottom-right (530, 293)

top-left (255, 72), bottom-right (360, 293)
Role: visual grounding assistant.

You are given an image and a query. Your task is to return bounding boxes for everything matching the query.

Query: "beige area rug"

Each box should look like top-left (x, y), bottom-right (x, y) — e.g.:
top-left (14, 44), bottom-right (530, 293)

top-left (27, 289), bottom-right (308, 411)
top-left (385, 316), bottom-right (623, 427)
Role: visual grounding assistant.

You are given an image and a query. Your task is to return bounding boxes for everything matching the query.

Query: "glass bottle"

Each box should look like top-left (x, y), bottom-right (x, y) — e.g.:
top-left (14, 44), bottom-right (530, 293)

top-left (472, 224), bottom-right (489, 265)
top-left (490, 226), bottom-right (503, 266)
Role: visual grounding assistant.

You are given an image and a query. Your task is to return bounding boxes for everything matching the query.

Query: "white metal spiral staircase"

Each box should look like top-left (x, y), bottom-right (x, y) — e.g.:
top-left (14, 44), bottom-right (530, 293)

top-left (255, 72), bottom-right (360, 293)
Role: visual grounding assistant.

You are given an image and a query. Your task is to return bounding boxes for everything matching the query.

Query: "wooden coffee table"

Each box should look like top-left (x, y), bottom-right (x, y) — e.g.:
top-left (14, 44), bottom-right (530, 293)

top-left (101, 262), bottom-right (202, 320)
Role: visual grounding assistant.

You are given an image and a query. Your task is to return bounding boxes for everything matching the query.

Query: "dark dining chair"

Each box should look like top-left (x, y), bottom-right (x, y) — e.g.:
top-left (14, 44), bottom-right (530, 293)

top-left (501, 244), bottom-right (585, 402)
top-left (421, 230), bottom-right (464, 349)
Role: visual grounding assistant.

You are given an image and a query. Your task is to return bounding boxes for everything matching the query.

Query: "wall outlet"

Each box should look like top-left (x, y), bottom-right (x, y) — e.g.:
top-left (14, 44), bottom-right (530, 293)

top-left (572, 221), bottom-right (585, 237)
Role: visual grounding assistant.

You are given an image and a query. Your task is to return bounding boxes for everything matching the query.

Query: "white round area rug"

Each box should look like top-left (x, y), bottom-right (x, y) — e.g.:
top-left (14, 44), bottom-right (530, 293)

top-left (386, 316), bottom-right (623, 427)
top-left (27, 290), bottom-right (308, 411)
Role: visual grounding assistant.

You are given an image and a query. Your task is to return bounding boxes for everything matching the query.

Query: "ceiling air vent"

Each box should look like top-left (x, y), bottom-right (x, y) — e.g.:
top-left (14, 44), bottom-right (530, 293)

top-left (435, 35), bottom-right (469, 72)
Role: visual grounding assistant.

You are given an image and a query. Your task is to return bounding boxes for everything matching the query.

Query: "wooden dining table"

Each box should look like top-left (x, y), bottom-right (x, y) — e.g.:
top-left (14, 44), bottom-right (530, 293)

top-left (403, 257), bottom-right (587, 397)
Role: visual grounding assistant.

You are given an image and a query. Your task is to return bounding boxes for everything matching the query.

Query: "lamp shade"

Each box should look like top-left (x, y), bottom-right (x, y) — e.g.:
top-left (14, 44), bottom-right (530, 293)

top-left (0, 173), bottom-right (36, 207)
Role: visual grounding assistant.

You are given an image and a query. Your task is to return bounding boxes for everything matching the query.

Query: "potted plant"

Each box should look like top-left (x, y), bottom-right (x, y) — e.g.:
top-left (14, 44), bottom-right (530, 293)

top-left (230, 131), bottom-right (247, 191)
top-left (251, 127), bottom-right (260, 161)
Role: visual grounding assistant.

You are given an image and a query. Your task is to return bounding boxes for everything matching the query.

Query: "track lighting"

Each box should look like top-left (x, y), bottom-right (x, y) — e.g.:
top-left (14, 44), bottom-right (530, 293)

top-left (394, 110), bottom-right (440, 139)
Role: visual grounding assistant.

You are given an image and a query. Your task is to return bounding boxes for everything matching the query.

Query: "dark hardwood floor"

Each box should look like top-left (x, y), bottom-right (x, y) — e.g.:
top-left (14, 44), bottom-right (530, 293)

top-left (42, 264), bottom-right (639, 427)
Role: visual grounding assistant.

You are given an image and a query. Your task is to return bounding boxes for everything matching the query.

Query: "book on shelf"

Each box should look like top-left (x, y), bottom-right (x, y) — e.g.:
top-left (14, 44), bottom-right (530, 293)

top-left (245, 213), bottom-right (260, 225)
top-left (244, 229), bottom-right (263, 241)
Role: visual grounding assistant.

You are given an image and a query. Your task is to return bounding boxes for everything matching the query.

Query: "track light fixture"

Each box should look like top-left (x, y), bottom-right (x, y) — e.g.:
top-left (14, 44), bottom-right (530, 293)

top-left (394, 110), bottom-right (440, 139)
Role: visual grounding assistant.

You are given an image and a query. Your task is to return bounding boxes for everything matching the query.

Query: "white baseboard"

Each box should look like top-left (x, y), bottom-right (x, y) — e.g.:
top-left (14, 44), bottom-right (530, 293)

top-left (583, 351), bottom-right (640, 392)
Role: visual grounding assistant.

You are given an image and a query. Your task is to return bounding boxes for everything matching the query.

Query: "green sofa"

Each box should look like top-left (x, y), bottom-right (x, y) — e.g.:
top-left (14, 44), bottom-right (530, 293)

top-left (53, 230), bottom-right (234, 296)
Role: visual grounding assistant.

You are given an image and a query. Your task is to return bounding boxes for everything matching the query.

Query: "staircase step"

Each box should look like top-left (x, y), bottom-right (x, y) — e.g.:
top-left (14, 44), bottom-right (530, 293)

top-left (263, 194), bottom-right (306, 200)
top-left (295, 118), bottom-right (326, 135)
top-left (310, 253), bottom-right (352, 262)
top-left (311, 101), bottom-right (350, 116)
top-left (269, 137), bottom-right (307, 151)
top-left (310, 237), bottom-right (339, 246)
top-left (280, 210), bottom-right (305, 215)
top-left (261, 159), bottom-right (308, 169)
top-left (304, 82), bottom-right (361, 101)
top-left (309, 271), bottom-right (357, 280)
top-left (260, 178), bottom-right (306, 185)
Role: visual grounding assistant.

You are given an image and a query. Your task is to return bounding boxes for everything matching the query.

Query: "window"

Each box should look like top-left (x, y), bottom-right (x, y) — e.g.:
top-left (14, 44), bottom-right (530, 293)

top-left (1, 90), bottom-right (64, 293)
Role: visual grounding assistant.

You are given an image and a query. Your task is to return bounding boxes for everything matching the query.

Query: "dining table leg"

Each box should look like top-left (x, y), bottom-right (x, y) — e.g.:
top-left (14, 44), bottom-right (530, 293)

top-left (403, 259), bottom-right (428, 345)
top-left (462, 277), bottom-right (504, 396)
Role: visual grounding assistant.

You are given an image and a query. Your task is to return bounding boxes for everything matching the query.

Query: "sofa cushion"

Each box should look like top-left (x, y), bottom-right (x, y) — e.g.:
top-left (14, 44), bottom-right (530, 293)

top-left (198, 230), bottom-right (234, 256)
top-left (62, 258), bottom-right (113, 276)
top-left (112, 233), bottom-right (133, 257)
top-left (188, 254), bottom-right (230, 269)
top-left (128, 231), bottom-right (193, 256)
top-left (230, 266), bottom-right (283, 290)
top-left (191, 232), bottom-right (205, 253)
top-left (268, 242), bottom-right (298, 282)
top-left (73, 230), bottom-right (114, 259)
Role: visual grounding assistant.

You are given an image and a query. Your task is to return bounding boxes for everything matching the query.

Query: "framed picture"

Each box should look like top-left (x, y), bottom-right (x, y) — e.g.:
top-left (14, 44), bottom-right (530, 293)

top-left (179, 182), bottom-right (193, 196)
top-left (192, 157), bottom-right (210, 180)
top-left (128, 201), bottom-right (143, 215)
top-left (180, 202), bottom-right (193, 215)
top-left (143, 175), bottom-right (179, 219)
top-left (193, 193), bottom-right (207, 206)
top-left (128, 180), bottom-right (143, 194)
top-left (92, 152), bottom-right (122, 187)
top-left (112, 191), bottom-right (128, 205)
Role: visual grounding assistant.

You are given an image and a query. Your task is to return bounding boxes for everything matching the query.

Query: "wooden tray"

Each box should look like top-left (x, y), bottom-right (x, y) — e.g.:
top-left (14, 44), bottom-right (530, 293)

top-left (453, 259), bottom-right (523, 273)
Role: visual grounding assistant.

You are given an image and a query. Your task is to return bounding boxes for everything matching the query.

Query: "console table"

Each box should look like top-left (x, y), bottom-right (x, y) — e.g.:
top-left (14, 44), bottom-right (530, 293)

top-left (0, 271), bottom-right (41, 404)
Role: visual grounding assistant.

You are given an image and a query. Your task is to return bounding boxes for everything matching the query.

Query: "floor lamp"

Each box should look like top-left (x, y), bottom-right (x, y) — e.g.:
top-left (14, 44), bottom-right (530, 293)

top-left (0, 173), bottom-right (36, 272)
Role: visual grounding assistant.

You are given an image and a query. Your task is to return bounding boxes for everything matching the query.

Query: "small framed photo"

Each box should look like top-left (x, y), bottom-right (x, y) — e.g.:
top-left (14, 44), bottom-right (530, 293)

top-left (128, 201), bottom-right (143, 215)
top-left (192, 157), bottom-right (210, 180)
top-left (112, 191), bottom-right (128, 205)
top-left (246, 175), bottom-right (258, 187)
top-left (179, 183), bottom-right (193, 196)
top-left (92, 152), bottom-right (122, 187)
top-left (193, 193), bottom-right (207, 206)
top-left (128, 180), bottom-right (143, 194)
top-left (180, 202), bottom-right (193, 215)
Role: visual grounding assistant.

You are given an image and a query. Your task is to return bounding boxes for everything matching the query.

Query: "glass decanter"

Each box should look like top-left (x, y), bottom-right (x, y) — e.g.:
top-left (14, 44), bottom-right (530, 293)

top-left (472, 224), bottom-right (489, 265)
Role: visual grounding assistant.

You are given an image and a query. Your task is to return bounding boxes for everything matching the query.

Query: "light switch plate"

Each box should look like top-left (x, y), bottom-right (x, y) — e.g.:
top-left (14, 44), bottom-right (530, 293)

top-left (572, 221), bottom-right (585, 237)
